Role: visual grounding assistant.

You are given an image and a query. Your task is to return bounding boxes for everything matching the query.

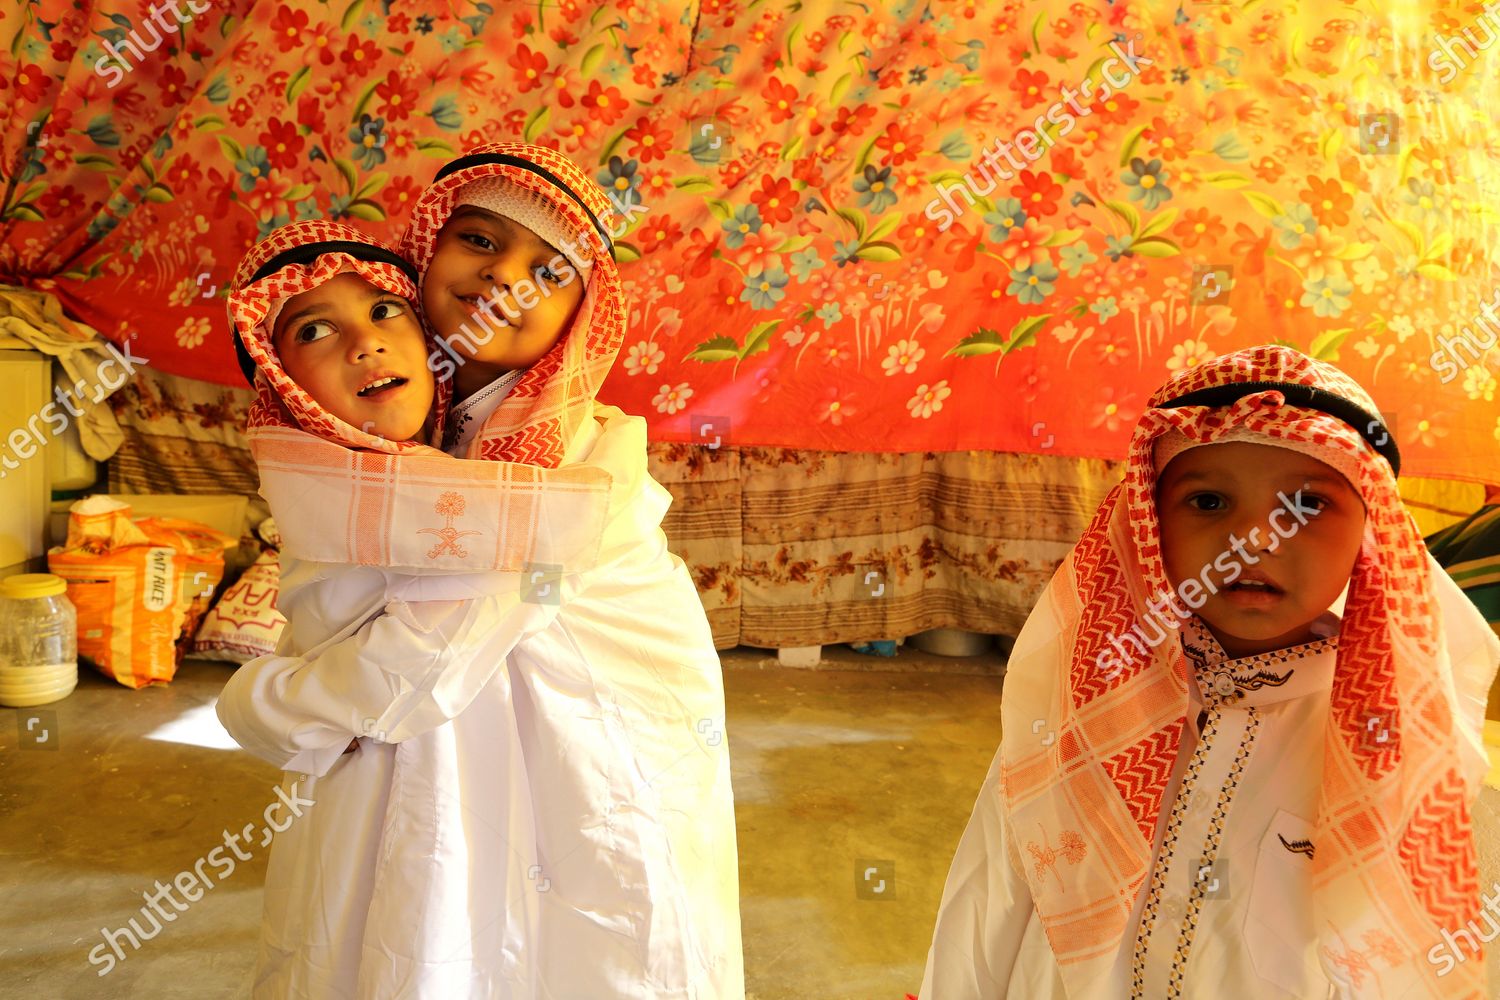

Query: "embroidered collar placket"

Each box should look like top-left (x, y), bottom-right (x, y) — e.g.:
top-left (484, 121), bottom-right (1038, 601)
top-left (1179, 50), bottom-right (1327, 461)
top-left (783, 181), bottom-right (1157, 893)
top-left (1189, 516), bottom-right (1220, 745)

top-left (1130, 616), bottom-right (1340, 998)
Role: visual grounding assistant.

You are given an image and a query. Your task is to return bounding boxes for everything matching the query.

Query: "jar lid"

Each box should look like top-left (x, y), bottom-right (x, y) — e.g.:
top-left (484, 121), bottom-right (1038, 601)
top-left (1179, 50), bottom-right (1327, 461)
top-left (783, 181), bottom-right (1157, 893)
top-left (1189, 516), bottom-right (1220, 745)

top-left (1, 573), bottom-right (68, 599)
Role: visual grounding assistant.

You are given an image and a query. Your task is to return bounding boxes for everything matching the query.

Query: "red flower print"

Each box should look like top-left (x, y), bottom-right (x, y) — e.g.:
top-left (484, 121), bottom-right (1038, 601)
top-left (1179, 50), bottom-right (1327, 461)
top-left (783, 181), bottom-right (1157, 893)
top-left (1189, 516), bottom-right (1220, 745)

top-left (375, 71), bottom-right (419, 122)
top-left (1090, 90), bottom-right (1140, 126)
top-left (720, 157), bottom-right (749, 189)
top-left (1251, 156), bottom-right (1283, 184)
top-left (270, 6), bottom-right (309, 53)
top-left (624, 115), bottom-right (671, 163)
top-left (632, 63), bottom-right (656, 87)
top-left (339, 35), bottom-right (380, 77)
top-left (1261, 275), bottom-right (1301, 318)
top-left (50, 39), bottom-right (77, 63)
top-left (831, 104), bottom-right (877, 136)
top-left (259, 118), bottom-right (304, 171)
top-left (579, 80), bottom-right (626, 125)
top-left (306, 22), bottom-right (339, 65)
top-left (791, 155), bottom-right (825, 188)
top-left (942, 225), bottom-right (983, 273)
top-left (1224, 223), bottom-right (1272, 275)
top-left (163, 155), bottom-right (203, 191)
top-left (972, 269), bottom-right (1008, 305)
top-left (638, 214), bottom-right (684, 255)
top-left (896, 213), bottom-right (941, 255)
top-left (386, 12), bottom-right (410, 32)
top-left (1012, 68), bottom-right (1050, 109)
top-left (229, 96), bottom-right (256, 127)
top-left (713, 275), bottom-right (742, 311)
top-left (998, 218), bottom-right (1054, 271)
top-left (875, 121), bottom-right (922, 167)
top-left (750, 175), bottom-right (797, 224)
top-left (383, 176), bottom-right (421, 217)
top-left (205, 166), bottom-right (237, 218)
top-left (763, 77), bottom-right (799, 124)
top-left (683, 229), bottom-right (721, 279)
top-left (640, 170), bottom-right (673, 203)
top-left (156, 64), bottom-right (190, 106)
top-left (13, 63), bottom-right (45, 103)
top-left (509, 43), bottom-right (548, 93)
top-left (296, 93), bottom-right (327, 135)
top-left (38, 185), bottom-right (83, 218)
top-left (1012, 170), bottom-right (1063, 217)
top-left (1300, 176), bottom-right (1352, 227)
top-left (1173, 208), bottom-right (1227, 249)
top-left (1142, 115), bottom-right (1190, 161)
top-left (1050, 147), bottom-right (1083, 181)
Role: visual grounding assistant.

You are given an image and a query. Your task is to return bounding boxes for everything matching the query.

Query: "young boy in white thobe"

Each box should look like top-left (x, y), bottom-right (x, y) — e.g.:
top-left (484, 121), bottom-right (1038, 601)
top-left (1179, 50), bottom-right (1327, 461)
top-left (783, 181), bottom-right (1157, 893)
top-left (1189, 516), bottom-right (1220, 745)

top-left (918, 345), bottom-right (1499, 1000)
top-left (218, 208), bottom-right (742, 999)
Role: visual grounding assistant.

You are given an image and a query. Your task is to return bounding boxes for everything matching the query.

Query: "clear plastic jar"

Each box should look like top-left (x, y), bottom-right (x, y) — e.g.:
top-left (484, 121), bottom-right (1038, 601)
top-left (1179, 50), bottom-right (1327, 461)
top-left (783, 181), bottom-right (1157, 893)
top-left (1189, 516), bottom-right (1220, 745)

top-left (0, 573), bottom-right (78, 707)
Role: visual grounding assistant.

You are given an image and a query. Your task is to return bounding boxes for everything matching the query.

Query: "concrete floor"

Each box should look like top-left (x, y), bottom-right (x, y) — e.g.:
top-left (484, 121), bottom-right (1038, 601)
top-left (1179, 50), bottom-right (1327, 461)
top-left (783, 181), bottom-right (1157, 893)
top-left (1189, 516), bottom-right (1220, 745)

top-left (0, 644), bottom-right (1007, 1000)
top-left (5, 642), bottom-right (1499, 999)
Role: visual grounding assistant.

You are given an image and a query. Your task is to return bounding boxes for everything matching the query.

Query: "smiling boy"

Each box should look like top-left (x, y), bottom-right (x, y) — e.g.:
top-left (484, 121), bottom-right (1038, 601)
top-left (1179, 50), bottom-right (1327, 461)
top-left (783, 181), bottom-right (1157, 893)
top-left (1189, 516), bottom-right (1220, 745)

top-left (421, 197), bottom-right (587, 401)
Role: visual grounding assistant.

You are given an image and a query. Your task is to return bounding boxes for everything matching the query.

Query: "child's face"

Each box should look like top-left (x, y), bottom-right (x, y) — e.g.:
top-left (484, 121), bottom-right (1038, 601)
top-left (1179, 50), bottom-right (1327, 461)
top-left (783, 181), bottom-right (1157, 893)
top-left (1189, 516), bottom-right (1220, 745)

top-left (271, 272), bottom-right (435, 443)
top-left (422, 206), bottom-right (587, 384)
top-left (1156, 441), bottom-right (1366, 659)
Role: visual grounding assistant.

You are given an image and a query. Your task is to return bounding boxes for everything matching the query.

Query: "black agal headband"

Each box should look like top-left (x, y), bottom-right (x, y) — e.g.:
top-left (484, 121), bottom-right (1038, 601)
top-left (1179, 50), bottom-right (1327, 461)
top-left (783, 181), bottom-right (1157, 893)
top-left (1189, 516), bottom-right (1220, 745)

top-left (229, 241), bottom-right (419, 387)
top-left (1157, 380), bottom-right (1401, 477)
top-left (432, 152), bottom-right (614, 257)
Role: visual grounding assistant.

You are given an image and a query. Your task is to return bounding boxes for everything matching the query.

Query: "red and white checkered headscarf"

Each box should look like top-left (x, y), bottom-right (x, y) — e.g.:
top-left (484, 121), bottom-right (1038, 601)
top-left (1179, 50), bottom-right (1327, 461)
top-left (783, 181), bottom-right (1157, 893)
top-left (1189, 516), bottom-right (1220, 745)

top-left (398, 141), bottom-right (626, 467)
top-left (228, 220), bottom-right (611, 574)
top-left (228, 219), bottom-right (450, 455)
top-left (1000, 346), bottom-right (1499, 998)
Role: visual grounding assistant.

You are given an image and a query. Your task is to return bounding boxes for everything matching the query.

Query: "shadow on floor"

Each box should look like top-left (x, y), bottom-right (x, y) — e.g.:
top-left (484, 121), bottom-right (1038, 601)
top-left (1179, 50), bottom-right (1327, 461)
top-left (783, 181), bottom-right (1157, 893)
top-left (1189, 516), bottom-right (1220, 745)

top-left (0, 645), bottom-right (1008, 1000)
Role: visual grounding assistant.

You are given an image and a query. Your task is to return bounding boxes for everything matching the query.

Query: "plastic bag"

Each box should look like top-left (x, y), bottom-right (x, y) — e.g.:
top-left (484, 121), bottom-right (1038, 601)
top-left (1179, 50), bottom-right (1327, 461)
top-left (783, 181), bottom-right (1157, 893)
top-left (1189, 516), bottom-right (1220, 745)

top-left (46, 496), bottom-right (235, 688)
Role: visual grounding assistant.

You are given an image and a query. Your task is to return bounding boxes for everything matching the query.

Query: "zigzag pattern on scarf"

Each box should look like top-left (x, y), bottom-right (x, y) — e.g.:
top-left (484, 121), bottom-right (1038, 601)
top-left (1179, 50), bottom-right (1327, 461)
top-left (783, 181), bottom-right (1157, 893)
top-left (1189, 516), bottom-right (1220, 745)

top-left (1100, 720), bottom-right (1186, 846)
top-left (479, 418), bottom-right (563, 467)
top-left (1399, 769), bottom-right (1480, 926)
top-left (1331, 554), bottom-right (1403, 783)
top-left (1069, 489), bottom-right (1144, 703)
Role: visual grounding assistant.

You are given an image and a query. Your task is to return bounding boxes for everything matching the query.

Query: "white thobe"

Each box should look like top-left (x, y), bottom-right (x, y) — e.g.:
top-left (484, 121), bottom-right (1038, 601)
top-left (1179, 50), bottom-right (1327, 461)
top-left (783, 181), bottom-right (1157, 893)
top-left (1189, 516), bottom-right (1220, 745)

top-left (920, 614), bottom-right (1350, 1000)
top-left (217, 403), bottom-right (744, 1000)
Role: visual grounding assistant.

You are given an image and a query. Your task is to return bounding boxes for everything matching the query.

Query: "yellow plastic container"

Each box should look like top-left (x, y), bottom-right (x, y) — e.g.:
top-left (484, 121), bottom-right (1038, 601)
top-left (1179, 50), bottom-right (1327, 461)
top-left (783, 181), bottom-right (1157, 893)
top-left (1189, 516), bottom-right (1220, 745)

top-left (0, 572), bottom-right (78, 708)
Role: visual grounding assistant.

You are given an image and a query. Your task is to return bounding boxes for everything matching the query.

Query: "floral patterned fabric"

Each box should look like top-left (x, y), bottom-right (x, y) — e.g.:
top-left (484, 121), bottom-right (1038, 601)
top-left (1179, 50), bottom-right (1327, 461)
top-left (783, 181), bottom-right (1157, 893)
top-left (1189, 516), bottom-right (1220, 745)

top-left (2, 0), bottom-right (1497, 481)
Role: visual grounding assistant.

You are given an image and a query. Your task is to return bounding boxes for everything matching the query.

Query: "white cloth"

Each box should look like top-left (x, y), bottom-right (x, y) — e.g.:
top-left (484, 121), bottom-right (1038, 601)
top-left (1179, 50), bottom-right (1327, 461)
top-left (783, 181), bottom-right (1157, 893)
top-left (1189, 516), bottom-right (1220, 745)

top-left (920, 616), bottom-right (1356, 1000)
top-left (443, 369), bottom-right (526, 455)
top-left (216, 403), bottom-right (744, 1000)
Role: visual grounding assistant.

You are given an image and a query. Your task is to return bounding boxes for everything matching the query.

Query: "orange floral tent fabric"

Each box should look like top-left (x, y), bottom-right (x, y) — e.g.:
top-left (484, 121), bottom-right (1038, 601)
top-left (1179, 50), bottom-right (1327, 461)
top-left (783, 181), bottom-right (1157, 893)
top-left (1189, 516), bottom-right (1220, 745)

top-left (1, 0), bottom-right (1497, 482)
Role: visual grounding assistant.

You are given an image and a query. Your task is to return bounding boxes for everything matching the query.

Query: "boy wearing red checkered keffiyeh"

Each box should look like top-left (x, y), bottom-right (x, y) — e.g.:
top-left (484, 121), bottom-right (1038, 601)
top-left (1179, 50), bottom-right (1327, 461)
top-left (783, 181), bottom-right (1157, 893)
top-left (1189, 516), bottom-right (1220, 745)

top-left (396, 141), bottom-right (630, 466)
top-left (918, 346), bottom-right (1499, 1000)
top-left (217, 216), bottom-right (744, 999)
